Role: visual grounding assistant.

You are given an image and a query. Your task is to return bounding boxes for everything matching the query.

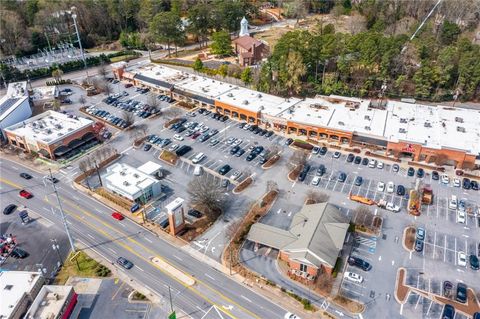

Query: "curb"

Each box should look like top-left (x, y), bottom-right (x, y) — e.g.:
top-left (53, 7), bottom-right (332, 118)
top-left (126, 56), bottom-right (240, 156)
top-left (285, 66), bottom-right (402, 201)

top-left (402, 226), bottom-right (415, 252)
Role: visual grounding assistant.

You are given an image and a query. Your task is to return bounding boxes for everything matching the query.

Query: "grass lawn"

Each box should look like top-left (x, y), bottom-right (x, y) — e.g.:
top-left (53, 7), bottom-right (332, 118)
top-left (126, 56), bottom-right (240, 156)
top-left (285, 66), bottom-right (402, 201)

top-left (54, 251), bottom-right (111, 285)
top-left (110, 54), bottom-right (137, 63)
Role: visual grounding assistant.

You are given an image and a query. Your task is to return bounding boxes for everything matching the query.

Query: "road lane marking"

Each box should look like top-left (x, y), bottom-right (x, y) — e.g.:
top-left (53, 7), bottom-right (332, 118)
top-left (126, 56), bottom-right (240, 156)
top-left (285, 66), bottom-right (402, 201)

top-left (205, 273), bottom-right (215, 281)
top-left (173, 255), bottom-right (183, 261)
top-left (87, 233), bottom-right (95, 239)
top-left (108, 248), bottom-right (117, 254)
top-left (144, 237), bottom-right (153, 243)
top-left (240, 295), bottom-right (252, 303)
top-left (135, 265), bottom-right (145, 272)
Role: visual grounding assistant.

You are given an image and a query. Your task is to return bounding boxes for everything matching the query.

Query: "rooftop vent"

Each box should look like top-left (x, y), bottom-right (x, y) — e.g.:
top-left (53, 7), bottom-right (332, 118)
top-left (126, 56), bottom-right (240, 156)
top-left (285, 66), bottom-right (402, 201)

top-left (455, 117), bottom-right (463, 123)
top-left (457, 126), bottom-right (466, 133)
top-left (257, 94), bottom-right (262, 98)
top-left (123, 181), bottom-right (130, 186)
top-left (399, 128), bottom-right (406, 133)
top-left (227, 93), bottom-right (233, 97)
top-left (364, 115), bottom-right (371, 120)
top-left (424, 122), bottom-right (431, 127)
top-left (364, 126), bottom-right (371, 131)
top-left (338, 121), bottom-right (344, 126)
top-left (400, 118), bottom-right (407, 123)
top-left (133, 173), bottom-right (140, 178)
top-left (243, 100), bottom-right (249, 105)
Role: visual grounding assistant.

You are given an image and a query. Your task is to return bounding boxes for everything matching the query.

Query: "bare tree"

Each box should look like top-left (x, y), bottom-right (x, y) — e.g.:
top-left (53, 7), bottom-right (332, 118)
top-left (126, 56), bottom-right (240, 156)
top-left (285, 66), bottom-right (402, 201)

top-left (98, 62), bottom-right (108, 79)
top-left (187, 176), bottom-right (227, 221)
top-left (266, 180), bottom-right (279, 193)
top-left (354, 206), bottom-right (374, 227)
top-left (287, 149), bottom-right (307, 168)
top-left (269, 145), bottom-right (281, 156)
top-left (305, 190), bottom-right (329, 204)
top-left (163, 107), bottom-right (183, 120)
top-left (146, 93), bottom-right (160, 113)
top-left (225, 219), bottom-right (242, 240)
top-left (102, 81), bottom-right (113, 96)
top-left (78, 159), bottom-right (92, 190)
top-left (122, 111), bottom-right (135, 127)
top-left (316, 273), bottom-right (334, 293)
top-left (78, 95), bottom-right (86, 106)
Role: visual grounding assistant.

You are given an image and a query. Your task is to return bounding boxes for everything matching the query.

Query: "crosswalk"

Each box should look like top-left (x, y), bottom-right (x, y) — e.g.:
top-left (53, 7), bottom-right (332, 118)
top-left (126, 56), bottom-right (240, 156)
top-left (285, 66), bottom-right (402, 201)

top-left (353, 235), bottom-right (377, 254)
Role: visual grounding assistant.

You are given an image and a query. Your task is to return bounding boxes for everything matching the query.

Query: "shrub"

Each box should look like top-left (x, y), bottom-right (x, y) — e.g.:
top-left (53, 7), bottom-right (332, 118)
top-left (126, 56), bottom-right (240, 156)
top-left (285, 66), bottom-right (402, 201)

top-left (292, 140), bottom-right (313, 150)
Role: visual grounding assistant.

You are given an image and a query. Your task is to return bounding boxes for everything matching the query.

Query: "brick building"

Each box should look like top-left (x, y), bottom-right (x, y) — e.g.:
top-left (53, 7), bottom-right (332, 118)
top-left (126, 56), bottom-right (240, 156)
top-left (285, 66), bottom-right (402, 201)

top-left (232, 35), bottom-right (269, 66)
top-left (4, 110), bottom-right (98, 160)
top-left (247, 203), bottom-right (350, 281)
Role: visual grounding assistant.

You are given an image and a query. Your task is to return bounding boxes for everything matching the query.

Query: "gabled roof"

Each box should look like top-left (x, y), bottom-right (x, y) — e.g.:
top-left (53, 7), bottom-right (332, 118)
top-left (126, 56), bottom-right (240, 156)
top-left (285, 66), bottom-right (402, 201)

top-left (233, 35), bottom-right (263, 50)
top-left (247, 203), bottom-right (350, 269)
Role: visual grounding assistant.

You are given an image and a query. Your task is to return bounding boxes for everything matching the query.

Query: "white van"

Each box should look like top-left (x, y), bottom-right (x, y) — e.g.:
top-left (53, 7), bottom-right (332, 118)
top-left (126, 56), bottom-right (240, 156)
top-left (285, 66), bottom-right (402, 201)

top-left (192, 152), bottom-right (206, 164)
top-left (193, 165), bottom-right (203, 176)
top-left (449, 195), bottom-right (457, 210)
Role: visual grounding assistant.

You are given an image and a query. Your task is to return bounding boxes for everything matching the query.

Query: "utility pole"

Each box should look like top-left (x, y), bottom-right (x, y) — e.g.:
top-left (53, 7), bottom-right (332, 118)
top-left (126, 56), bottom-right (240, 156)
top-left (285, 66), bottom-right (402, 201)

top-left (70, 7), bottom-right (90, 83)
top-left (168, 286), bottom-right (174, 313)
top-left (48, 169), bottom-right (76, 252)
top-left (51, 238), bottom-right (62, 266)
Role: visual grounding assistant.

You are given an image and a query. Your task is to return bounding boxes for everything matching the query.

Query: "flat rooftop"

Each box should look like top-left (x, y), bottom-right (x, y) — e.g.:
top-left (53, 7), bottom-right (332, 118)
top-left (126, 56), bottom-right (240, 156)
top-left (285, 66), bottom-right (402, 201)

top-left (105, 162), bottom-right (157, 196)
top-left (30, 86), bottom-right (58, 102)
top-left (0, 271), bottom-right (43, 319)
top-left (5, 110), bottom-right (93, 144)
top-left (175, 75), bottom-right (235, 99)
top-left (6, 81), bottom-right (28, 98)
top-left (25, 285), bottom-right (74, 319)
top-left (137, 161), bottom-right (162, 175)
top-left (216, 86), bottom-right (300, 116)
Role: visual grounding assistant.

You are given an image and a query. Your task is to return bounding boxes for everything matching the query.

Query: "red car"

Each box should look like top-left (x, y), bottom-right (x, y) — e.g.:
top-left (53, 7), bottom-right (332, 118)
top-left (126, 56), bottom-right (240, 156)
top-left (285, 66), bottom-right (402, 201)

top-left (111, 212), bottom-right (124, 220)
top-left (124, 83), bottom-right (133, 88)
top-left (191, 132), bottom-right (201, 139)
top-left (19, 190), bottom-right (33, 199)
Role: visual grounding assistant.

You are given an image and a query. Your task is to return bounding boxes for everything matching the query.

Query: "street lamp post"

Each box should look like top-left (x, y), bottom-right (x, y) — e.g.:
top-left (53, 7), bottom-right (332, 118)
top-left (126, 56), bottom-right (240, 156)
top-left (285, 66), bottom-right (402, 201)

top-left (70, 7), bottom-right (90, 83)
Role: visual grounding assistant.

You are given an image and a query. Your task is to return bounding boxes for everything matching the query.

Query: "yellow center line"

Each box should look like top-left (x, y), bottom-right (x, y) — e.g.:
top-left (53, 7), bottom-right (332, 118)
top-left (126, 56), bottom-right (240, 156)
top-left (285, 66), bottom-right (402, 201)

top-left (1, 177), bottom-right (260, 319)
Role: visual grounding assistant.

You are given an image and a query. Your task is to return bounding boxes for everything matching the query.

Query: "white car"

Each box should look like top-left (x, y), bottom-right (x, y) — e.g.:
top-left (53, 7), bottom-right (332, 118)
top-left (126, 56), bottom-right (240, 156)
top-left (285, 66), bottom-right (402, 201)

top-left (441, 174), bottom-right (450, 184)
top-left (173, 134), bottom-right (184, 141)
top-left (243, 124), bottom-right (251, 130)
top-left (377, 162), bottom-right (384, 169)
top-left (457, 251), bottom-right (467, 267)
top-left (387, 182), bottom-right (395, 193)
top-left (368, 159), bottom-right (377, 168)
top-left (229, 170), bottom-right (242, 181)
top-left (386, 202), bottom-right (401, 213)
top-left (311, 176), bottom-right (321, 186)
top-left (453, 178), bottom-right (461, 187)
top-left (168, 144), bottom-right (179, 151)
top-left (449, 195), bottom-right (457, 210)
top-left (226, 137), bottom-right (236, 144)
top-left (377, 182), bottom-right (385, 192)
top-left (284, 313), bottom-right (301, 319)
top-left (456, 210), bottom-right (466, 224)
top-left (232, 139), bottom-right (243, 146)
top-left (343, 271), bottom-right (364, 284)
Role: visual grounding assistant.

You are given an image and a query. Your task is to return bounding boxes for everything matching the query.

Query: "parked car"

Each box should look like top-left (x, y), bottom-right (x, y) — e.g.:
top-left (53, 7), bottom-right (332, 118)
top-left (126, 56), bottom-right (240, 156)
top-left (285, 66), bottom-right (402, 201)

top-left (432, 171), bottom-right (439, 180)
top-left (343, 272), bottom-right (364, 283)
top-left (187, 209), bottom-right (202, 218)
top-left (333, 151), bottom-right (341, 159)
top-left (284, 312), bottom-right (301, 319)
top-left (312, 147), bottom-right (320, 154)
top-left (347, 256), bottom-right (372, 271)
top-left (441, 174), bottom-right (450, 184)
top-left (417, 168), bottom-right (425, 178)
top-left (470, 254), bottom-right (479, 270)
top-left (457, 251), bottom-right (467, 267)
top-left (316, 165), bottom-right (326, 176)
top-left (443, 281), bottom-right (453, 297)
top-left (441, 305), bottom-right (455, 319)
top-left (346, 153), bottom-right (355, 162)
top-left (311, 176), bottom-right (321, 186)
top-left (386, 203), bottom-right (401, 213)
top-left (111, 212), bottom-right (124, 220)
top-left (387, 182), bottom-right (395, 193)
top-left (143, 144), bottom-right (152, 151)
top-left (354, 176), bottom-right (363, 186)
top-left (116, 257), bottom-right (134, 269)
top-left (377, 181), bottom-right (385, 192)
top-left (354, 156), bottom-right (362, 164)
top-left (416, 227), bottom-right (425, 241)
top-left (414, 239), bottom-right (424, 252)
top-left (319, 147), bottom-right (328, 155)
top-left (235, 149), bottom-right (245, 157)
top-left (221, 179), bottom-right (230, 188)
top-left (338, 172), bottom-right (347, 182)
top-left (20, 173), bottom-right (32, 179)
top-left (456, 283), bottom-right (467, 303)
top-left (361, 158), bottom-right (369, 166)
top-left (175, 145), bottom-right (192, 156)
top-left (10, 247), bottom-right (29, 259)
top-left (471, 180), bottom-right (479, 190)
top-left (407, 167), bottom-right (415, 176)
top-left (246, 152), bottom-right (257, 161)
top-left (462, 178), bottom-right (471, 189)
top-left (229, 170), bottom-right (242, 181)
top-left (218, 164), bottom-right (232, 175)
top-left (396, 185), bottom-right (406, 196)
top-left (285, 138), bottom-right (293, 145)
top-left (376, 161), bottom-right (384, 169)
top-left (392, 164), bottom-right (399, 172)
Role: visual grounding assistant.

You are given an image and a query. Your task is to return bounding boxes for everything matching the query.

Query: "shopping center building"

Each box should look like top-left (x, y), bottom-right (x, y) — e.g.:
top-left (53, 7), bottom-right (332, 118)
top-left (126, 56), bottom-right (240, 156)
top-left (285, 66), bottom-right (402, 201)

top-left (112, 63), bottom-right (480, 169)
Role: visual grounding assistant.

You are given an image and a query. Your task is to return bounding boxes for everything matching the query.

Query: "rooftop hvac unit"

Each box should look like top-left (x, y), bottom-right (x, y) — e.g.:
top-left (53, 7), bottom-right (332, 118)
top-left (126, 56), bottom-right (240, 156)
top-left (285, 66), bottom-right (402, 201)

top-left (455, 117), bottom-right (463, 123)
top-left (133, 173), bottom-right (139, 178)
top-left (45, 129), bottom-right (52, 134)
top-left (364, 115), bottom-right (371, 120)
top-left (243, 100), bottom-right (249, 105)
top-left (123, 181), bottom-right (130, 186)
top-left (55, 124), bottom-right (62, 129)
top-left (424, 122), bottom-right (431, 127)
top-left (400, 118), bottom-right (407, 123)
top-left (364, 126), bottom-right (371, 131)
top-left (227, 93), bottom-right (234, 97)
top-left (120, 170), bottom-right (127, 176)
top-left (257, 94), bottom-right (262, 98)
top-left (338, 121), bottom-right (344, 126)
top-left (399, 128), bottom-right (406, 133)
top-left (457, 126), bottom-right (465, 133)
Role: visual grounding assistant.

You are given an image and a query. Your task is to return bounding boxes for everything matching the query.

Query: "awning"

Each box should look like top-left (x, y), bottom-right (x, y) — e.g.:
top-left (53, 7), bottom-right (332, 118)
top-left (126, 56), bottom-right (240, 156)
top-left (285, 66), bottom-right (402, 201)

top-left (81, 132), bottom-right (96, 142)
top-left (68, 139), bottom-right (85, 149)
top-left (53, 145), bottom-right (71, 156)
top-left (38, 149), bottom-right (50, 158)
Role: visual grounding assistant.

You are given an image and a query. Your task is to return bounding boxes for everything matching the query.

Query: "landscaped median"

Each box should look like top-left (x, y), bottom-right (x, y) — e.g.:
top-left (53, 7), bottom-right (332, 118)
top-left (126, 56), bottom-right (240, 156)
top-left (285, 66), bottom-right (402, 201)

top-left (158, 150), bottom-right (178, 165)
top-left (150, 257), bottom-right (195, 287)
top-left (232, 176), bottom-right (253, 194)
top-left (262, 153), bottom-right (281, 169)
top-left (288, 164), bottom-right (303, 182)
top-left (403, 226), bottom-right (416, 251)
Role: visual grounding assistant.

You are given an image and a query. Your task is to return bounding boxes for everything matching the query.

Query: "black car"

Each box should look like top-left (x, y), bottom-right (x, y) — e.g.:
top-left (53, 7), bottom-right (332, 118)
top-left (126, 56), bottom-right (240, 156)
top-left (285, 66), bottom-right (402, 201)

top-left (143, 144), bottom-right (152, 151)
top-left (471, 180), bottom-right (479, 191)
top-left (441, 304), bottom-right (455, 319)
top-left (285, 138), bottom-right (293, 145)
top-left (246, 152), bottom-right (257, 161)
top-left (346, 153), bottom-right (355, 163)
top-left (316, 164), bottom-right (326, 176)
top-left (20, 173), bottom-right (32, 179)
top-left (159, 218), bottom-right (170, 228)
top-left (462, 178), bottom-right (471, 190)
top-left (417, 168), bottom-right (424, 178)
top-left (221, 179), bottom-right (230, 188)
top-left (187, 209), bottom-right (202, 218)
top-left (298, 164), bottom-right (311, 182)
top-left (265, 131), bottom-right (274, 138)
top-left (414, 239), bottom-right (424, 252)
top-left (221, 115), bottom-right (228, 122)
top-left (470, 254), bottom-right (479, 270)
top-left (396, 185), bottom-right (406, 196)
top-left (253, 127), bottom-right (261, 134)
top-left (338, 172), bottom-right (347, 182)
top-left (238, 122), bottom-right (245, 128)
top-left (230, 145), bottom-right (240, 155)
top-left (218, 164), bottom-right (231, 175)
top-left (258, 129), bottom-right (267, 136)
top-left (354, 156), bottom-right (362, 164)
top-left (354, 176), bottom-right (363, 186)
top-left (432, 171), bottom-right (439, 180)
top-left (3, 204), bottom-right (17, 215)
top-left (259, 157), bottom-right (268, 164)
top-left (361, 158), bottom-right (369, 166)
top-left (248, 125), bottom-right (257, 132)
top-left (347, 256), bottom-right (372, 271)
top-left (117, 257), bottom-right (134, 269)
top-left (10, 247), bottom-right (29, 259)
top-left (407, 167), bottom-right (415, 176)
top-left (175, 145), bottom-right (192, 156)
top-left (235, 149), bottom-right (245, 157)
top-left (319, 147), bottom-right (327, 155)
top-left (473, 313), bottom-right (480, 319)
top-left (456, 283), bottom-right (467, 303)
top-left (252, 146), bottom-right (264, 155)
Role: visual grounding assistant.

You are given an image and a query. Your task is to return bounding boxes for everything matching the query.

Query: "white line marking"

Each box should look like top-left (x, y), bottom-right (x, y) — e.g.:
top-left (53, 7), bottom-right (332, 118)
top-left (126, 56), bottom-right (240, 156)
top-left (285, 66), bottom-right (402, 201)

top-left (173, 255), bottom-right (183, 261)
top-left (87, 233), bottom-right (95, 239)
top-left (108, 248), bottom-right (117, 254)
top-left (144, 237), bottom-right (153, 243)
top-left (240, 295), bottom-right (252, 302)
top-left (205, 273), bottom-right (216, 281)
top-left (135, 265), bottom-right (145, 272)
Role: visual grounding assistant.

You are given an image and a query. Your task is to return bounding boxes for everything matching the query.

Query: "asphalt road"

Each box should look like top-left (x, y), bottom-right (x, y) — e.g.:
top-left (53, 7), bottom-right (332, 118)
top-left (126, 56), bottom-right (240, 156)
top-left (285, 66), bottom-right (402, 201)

top-left (0, 158), bottom-right (287, 319)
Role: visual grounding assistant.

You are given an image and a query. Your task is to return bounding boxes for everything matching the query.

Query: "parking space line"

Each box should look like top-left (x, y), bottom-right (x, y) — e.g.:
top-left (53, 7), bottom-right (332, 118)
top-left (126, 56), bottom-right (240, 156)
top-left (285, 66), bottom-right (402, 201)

top-left (433, 232), bottom-right (436, 258)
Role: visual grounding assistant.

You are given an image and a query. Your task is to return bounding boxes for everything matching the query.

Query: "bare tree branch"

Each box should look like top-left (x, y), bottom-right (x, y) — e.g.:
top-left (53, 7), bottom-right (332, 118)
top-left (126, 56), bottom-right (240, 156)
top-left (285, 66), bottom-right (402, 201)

top-left (187, 176), bottom-right (227, 221)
